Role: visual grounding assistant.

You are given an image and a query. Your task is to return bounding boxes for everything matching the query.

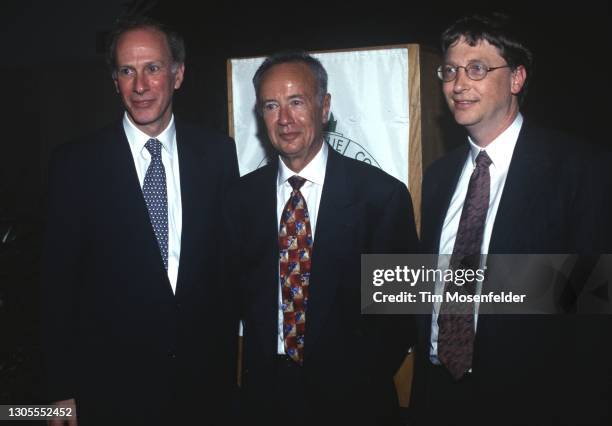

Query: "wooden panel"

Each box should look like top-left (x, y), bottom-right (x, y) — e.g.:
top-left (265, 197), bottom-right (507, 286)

top-left (408, 44), bottom-right (423, 235)
top-left (226, 59), bottom-right (235, 139)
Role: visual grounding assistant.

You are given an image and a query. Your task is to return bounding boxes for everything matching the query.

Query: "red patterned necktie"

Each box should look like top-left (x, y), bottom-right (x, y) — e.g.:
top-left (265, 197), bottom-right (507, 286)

top-left (279, 175), bottom-right (313, 365)
top-left (438, 150), bottom-right (492, 380)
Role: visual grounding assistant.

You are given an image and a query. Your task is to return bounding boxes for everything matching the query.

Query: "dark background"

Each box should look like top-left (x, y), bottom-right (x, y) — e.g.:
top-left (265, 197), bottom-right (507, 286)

top-left (1, 0), bottom-right (609, 405)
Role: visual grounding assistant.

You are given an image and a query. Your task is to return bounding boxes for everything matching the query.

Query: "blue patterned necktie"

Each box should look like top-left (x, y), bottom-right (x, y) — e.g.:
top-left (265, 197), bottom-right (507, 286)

top-left (143, 138), bottom-right (168, 270)
top-left (438, 150), bottom-right (492, 380)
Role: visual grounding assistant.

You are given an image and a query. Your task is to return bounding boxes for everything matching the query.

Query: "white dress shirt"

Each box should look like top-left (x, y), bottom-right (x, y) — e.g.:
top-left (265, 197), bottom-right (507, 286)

top-left (123, 113), bottom-right (182, 294)
top-left (276, 142), bottom-right (328, 353)
top-left (429, 113), bottom-right (523, 363)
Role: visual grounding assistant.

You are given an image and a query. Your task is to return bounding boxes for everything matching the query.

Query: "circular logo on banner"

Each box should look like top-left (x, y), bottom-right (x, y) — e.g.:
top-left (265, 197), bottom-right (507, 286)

top-left (323, 130), bottom-right (381, 168)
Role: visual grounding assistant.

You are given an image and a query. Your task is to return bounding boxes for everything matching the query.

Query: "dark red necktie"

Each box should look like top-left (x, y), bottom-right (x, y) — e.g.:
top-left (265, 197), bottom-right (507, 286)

top-left (279, 176), bottom-right (313, 365)
top-left (438, 150), bottom-right (492, 379)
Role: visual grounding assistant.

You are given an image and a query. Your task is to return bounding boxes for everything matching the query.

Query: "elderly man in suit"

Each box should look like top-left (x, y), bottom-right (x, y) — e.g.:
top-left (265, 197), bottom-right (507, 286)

top-left (41, 16), bottom-right (238, 424)
top-left (411, 13), bottom-right (609, 426)
top-left (227, 51), bottom-right (419, 425)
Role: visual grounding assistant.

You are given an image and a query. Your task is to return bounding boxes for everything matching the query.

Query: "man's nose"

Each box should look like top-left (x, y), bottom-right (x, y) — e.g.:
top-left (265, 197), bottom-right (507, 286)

top-left (452, 67), bottom-right (470, 93)
top-left (133, 73), bottom-right (149, 95)
top-left (278, 105), bottom-right (293, 125)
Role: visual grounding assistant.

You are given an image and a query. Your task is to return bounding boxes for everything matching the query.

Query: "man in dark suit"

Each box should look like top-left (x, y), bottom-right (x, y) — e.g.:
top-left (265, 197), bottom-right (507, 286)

top-left (411, 13), bottom-right (609, 426)
top-left (41, 16), bottom-right (238, 424)
top-left (226, 51), bottom-right (418, 425)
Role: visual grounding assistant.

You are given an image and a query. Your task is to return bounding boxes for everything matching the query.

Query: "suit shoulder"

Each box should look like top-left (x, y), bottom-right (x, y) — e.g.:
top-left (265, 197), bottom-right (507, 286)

top-left (518, 122), bottom-right (597, 177)
top-left (176, 121), bottom-right (232, 144)
top-left (522, 122), bottom-right (575, 142)
top-left (225, 164), bottom-right (275, 213)
top-left (50, 123), bottom-right (121, 162)
top-left (238, 163), bottom-right (275, 187)
top-left (176, 122), bottom-right (237, 163)
top-left (423, 144), bottom-right (467, 180)
top-left (425, 144), bottom-right (468, 175)
top-left (338, 152), bottom-right (405, 189)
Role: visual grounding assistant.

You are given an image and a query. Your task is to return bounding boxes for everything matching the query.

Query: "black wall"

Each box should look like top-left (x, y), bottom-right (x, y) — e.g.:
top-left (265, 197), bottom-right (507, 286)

top-left (1, 3), bottom-right (610, 220)
top-left (0, 1), bottom-right (609, 404)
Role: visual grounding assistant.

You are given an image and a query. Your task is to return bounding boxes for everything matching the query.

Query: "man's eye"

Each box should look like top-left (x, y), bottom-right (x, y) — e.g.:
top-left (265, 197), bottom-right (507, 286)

top-left (263, 103), bottom-right (278, 112)
top-left (118, 68), bottom-right (134, 76)
top-left (291, 99), bottom-right (304, 106)
top-left (469, 63), bottom-right (486, 72)
top-left (147, 64), bottom-right (161, 73)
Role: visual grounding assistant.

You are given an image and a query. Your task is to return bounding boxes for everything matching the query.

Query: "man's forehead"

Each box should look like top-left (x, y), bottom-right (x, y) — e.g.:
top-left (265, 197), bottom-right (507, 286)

top-left (265, 62), bottom-right (314, 81)
top-left (446, 37), bottom-right (502, 60)
top-left (261, 63), bottom-right (316, 94)
top-left (117, 28), bottom-right (170, 54)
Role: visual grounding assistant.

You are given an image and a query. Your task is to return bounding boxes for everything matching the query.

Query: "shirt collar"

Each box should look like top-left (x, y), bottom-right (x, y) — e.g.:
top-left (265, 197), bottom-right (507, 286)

top-left (122, 112), bottom-right (177, 159)
top-left (277, 141), bottom-right (328, 188)
top-left (467, 113), bottom-right (523, 171)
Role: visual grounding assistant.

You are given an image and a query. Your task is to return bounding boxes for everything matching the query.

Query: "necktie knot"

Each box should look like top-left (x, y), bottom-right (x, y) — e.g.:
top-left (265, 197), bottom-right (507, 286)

top-left (475, 150), bottom-right (492, 169)
top-left (288, 175), bottom-right (306, 191)
top-left (145, 138), bottom-right (162, 159)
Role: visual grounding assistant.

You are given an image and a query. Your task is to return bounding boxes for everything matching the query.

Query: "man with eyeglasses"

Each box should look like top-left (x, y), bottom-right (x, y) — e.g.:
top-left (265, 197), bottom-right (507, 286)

top-left (410, 13), bottom-right (608, 426)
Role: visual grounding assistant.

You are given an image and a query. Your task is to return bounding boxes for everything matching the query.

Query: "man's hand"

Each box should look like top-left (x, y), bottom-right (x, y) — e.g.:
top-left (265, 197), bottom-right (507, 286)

top-left (48, 398), bottom-right (77, 426)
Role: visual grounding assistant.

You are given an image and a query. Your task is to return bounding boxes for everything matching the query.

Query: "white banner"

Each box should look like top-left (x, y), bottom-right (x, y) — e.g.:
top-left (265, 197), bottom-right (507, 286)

top-left (229, 47), bottom-right (410, 186)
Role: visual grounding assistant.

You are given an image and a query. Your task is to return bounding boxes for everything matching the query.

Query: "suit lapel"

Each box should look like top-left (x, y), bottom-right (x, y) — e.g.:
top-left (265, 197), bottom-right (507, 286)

top-left (489, 123), bottom-right (547, 252)
top-left (174, 123), bottom-right (228, 300)
top-left (419, 145), bottom-right (467, 345)
top-left (305, 149), bottom-right (355, 356)
top-left (107, 122), bottom-right (173, 296)
top-left (423, 146), bottom-right (468, 253)
top-left (174, 126), bottom-right (202, 297)
top-left (247, 162), bottom-right (280, 355)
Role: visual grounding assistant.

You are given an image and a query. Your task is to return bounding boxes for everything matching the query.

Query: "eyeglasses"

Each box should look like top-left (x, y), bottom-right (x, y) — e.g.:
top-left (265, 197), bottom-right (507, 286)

top-left (437, 62), bottom-right (511, 82)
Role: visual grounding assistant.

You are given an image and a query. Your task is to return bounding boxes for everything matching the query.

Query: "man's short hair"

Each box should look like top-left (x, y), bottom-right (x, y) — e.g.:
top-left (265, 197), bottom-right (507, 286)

top-left (252, 50), bottom-right (328, 113)
top-left (106, 15), bottom-right (185, 78)
top-left (441, 13), bottom-right (533, 104)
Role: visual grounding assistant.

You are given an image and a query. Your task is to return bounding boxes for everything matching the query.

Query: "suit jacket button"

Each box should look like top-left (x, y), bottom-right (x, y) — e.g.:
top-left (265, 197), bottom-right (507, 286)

top-left (168, 351), bottom-right (176, 359)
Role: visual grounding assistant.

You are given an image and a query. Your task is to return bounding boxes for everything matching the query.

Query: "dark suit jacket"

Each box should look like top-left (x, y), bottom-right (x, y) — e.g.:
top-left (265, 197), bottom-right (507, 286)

top-left (412, 121), bottom-right (610, 425)
top-left (227, 147), bottom-right (418, 425)
top-left (40, 119), bottom-right (239, 424)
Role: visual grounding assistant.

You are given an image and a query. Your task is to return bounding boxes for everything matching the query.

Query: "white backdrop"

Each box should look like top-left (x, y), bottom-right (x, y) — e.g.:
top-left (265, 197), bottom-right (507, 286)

top-left (229, 47), bottom-right (411, 186)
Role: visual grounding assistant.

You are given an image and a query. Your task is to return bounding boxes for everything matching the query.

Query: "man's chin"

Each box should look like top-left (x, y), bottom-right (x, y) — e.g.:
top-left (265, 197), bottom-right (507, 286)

top-left (274, 141), bottom-right (303, 156)
top-left (453, 113), bottom-right (478, 128)
top-left (127, 112), bottom-right (159, 127)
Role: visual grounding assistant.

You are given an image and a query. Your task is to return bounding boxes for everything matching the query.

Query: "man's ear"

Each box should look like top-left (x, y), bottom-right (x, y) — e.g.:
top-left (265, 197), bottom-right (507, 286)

top-left (511, 65), bottom-right (526, 95)
top-left (174, 63), bottom-right (185, 90)
top-left (321, 93), bottom-right (331, 123)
